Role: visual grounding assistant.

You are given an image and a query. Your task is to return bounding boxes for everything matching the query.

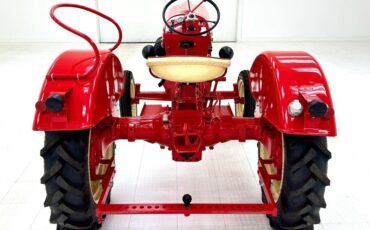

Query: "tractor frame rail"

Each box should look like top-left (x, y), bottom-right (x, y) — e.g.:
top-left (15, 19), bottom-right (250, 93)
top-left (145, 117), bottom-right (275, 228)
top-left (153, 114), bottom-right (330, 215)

top-left (95, 160), bottom-right (277, 222)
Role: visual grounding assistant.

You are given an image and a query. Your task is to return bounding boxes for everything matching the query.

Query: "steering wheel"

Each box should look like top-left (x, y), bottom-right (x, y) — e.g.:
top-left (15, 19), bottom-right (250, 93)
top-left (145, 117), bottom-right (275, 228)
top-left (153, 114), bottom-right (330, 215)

top-left (162, 0), bottom-right (220, 36)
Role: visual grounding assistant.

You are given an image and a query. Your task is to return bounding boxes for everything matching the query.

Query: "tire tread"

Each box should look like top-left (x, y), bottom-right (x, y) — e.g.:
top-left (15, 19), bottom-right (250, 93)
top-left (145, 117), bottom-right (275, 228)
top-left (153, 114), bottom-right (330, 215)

top-left (41, 131), bottom-right (97, 229)
top-left (266, 135), bottom-right (330, 230)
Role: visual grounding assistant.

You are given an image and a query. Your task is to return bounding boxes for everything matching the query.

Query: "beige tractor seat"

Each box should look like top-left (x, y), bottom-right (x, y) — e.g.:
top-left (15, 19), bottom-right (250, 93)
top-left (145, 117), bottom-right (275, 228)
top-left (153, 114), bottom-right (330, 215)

top-left (146, 56), bottom-right (231, 83)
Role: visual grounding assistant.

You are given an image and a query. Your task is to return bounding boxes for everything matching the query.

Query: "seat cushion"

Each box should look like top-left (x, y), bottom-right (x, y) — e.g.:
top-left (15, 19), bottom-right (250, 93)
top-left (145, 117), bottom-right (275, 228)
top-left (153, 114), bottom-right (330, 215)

top-left (146, 56), bottom-right (231, 83)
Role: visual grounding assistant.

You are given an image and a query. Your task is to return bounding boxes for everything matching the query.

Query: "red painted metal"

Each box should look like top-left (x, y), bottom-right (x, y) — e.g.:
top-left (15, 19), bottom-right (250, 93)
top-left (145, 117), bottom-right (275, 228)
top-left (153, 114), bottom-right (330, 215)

top-left (89, 125), bottom-right (116, 212)
top-left (50, 3), bottom-right (122, 77)
top-left (33, 4), bottom-right (125, 131)
top-left (163, 24), bottom-right (211, 56)
top-left (33, 2), bottom-right (337, 226)
top-left (250, 51), bottom-right (337, 136)
top-left (136, 90), bottom-right (171, 101)
top-left (162, 1), bottom-right (214, 56)
top-left (96, 203), bottom-right (276, 216)
top-left (93, 114), bottom-right (279, 221)
top-left (33, 52), bottom-right (124, 130)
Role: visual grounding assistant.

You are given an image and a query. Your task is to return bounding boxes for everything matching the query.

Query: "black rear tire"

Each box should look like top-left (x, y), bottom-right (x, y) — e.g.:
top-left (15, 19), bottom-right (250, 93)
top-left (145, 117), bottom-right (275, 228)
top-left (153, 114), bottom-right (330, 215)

top-left (41, 131), bottom-right (99, 230)
top-left (262, 135), bottom-right (331, 230)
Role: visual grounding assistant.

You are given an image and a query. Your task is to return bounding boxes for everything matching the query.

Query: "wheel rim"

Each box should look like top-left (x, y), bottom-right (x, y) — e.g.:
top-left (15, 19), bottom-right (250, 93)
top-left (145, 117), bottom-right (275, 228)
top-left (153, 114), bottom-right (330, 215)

top-left (259, 135), bottom-right (284, 203)
top-left (235, 78), bottom-right (244, 117)
top-left (90, 145), bottom-right (114, 203)
top-left (88, 130), bottom-right (115, 204)
top-left (130, 78), bottom-right (138, 116)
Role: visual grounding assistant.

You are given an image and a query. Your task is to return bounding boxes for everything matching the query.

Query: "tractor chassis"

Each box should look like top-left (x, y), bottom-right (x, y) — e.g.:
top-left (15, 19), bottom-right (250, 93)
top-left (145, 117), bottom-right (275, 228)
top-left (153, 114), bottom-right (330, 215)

top-left (33, 3), bottom-right (337, 229)
top-left (95, 165), bottom-right (277, 221)
top-left (92, 84), bottom-right (282, 223)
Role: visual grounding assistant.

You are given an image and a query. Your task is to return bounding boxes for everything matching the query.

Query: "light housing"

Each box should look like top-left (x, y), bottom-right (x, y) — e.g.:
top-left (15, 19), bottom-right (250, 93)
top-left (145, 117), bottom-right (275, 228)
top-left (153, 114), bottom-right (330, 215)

top-left (288, 99), bottom-right (304, 117)
top-left (45, 93), bottom-right (64, 112)
top-left (309, 100), bottom-right (328, 118)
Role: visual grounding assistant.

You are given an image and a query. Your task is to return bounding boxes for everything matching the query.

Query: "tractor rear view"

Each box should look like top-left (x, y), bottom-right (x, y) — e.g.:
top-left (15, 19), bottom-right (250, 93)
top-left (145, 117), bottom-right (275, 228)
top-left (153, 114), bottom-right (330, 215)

top-left (33, 1), bottom-right (336, 229)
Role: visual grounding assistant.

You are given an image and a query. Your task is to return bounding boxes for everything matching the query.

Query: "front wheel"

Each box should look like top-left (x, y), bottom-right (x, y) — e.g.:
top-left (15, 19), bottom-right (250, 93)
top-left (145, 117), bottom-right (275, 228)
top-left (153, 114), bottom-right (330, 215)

top-left (260, 135), bottom-right (331, 230)
top-left (235, 70), bottom-right (256, 117)
top-left (119, 70), bottom-right (137, 117)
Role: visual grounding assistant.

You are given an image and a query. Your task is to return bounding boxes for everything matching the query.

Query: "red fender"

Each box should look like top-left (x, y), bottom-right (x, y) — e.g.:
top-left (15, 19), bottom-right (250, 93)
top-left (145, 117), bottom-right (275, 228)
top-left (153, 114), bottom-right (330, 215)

top-left (32, 50), bottom-right (124, 131)
top-left (250, 51), bottom-right (337, 136)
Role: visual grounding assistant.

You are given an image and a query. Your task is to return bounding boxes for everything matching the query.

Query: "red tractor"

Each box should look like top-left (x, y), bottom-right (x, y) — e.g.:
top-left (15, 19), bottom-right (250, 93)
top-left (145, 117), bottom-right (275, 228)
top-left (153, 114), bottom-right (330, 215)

top-left (33, 1), bottom-right (336, 230)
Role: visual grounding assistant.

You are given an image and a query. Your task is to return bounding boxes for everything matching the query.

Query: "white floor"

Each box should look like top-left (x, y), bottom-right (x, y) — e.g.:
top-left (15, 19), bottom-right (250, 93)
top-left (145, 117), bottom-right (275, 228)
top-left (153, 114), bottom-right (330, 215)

top-left (0, 41), bottom-right (369, 230)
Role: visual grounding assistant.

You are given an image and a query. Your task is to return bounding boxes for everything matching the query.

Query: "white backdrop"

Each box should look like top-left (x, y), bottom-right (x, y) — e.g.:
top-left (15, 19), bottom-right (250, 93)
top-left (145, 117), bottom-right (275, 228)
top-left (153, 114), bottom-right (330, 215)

top-left (0, 0), bottom-right (99, 43)
top-left (0, 0), bottom-right (370, 42)
top-left (98, 0), bottom-right (238, 42)
top-left (240, 0), bottom-right (370, 41)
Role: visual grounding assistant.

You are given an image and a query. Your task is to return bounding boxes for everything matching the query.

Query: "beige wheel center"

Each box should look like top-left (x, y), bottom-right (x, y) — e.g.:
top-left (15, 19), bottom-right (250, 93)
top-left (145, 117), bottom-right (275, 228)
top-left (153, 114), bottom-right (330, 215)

top-left (90, 144), bottom-right (114, 203)
top-left (259, 140), bottom-right (284, 202)
top-left (89, 77), bottom-right (136, 203)
top-left (235, 78), bottom-right (245, 117)
top-left (130, 78), bottom-right (138, 116)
